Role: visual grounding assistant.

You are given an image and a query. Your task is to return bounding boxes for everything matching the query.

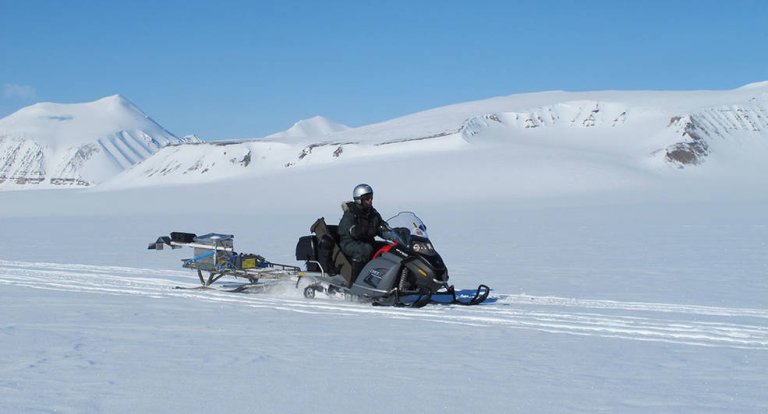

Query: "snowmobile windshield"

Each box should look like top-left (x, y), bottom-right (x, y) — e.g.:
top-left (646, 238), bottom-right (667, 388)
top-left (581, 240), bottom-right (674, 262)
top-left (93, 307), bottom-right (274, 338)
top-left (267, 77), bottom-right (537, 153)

top-left (386, 212), bottom-right (430, 244)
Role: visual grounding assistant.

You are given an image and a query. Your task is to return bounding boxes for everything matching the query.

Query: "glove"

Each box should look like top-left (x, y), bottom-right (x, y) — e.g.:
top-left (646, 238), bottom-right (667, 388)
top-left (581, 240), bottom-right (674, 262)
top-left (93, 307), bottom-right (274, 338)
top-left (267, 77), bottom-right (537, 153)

top-left (379, 224), bottom-right (394, 241)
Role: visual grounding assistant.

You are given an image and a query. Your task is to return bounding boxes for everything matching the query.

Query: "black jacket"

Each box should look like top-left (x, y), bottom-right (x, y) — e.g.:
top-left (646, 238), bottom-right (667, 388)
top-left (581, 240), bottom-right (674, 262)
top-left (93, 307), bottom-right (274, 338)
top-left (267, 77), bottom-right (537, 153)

top-left (338, 201), bottom-right (386, 256)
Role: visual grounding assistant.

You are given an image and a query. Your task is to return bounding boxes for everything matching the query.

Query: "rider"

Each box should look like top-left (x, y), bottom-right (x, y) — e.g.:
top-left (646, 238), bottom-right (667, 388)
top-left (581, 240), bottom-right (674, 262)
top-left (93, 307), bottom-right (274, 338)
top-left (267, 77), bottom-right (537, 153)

top-left (338, 184), bottom-right (391, 274)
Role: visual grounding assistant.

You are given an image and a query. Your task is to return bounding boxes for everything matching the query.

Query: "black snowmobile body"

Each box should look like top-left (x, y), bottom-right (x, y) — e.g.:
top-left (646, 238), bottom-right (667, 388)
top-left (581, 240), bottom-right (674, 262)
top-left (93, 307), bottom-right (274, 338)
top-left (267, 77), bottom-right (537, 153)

top-left (296, 211), bottom-right (489, 307)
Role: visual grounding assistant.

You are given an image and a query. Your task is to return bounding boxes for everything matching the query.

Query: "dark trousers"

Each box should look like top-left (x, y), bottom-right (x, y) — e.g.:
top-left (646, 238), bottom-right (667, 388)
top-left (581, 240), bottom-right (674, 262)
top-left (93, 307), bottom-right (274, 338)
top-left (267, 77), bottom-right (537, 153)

top-left (341, 240), bottom-right (375, 263)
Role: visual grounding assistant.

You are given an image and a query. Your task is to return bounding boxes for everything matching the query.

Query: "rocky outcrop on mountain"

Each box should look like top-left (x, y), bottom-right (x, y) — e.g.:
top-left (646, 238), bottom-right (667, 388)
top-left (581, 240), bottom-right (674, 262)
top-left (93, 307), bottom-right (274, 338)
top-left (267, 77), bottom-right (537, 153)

top-left (460, 101), bottom-right (631, 139)
top-left (0, 139), bottom-right (46, 184)
top-left (664, 116), bottom-right (710, 166)
top-left (665, 101), bottom-right (768, 166)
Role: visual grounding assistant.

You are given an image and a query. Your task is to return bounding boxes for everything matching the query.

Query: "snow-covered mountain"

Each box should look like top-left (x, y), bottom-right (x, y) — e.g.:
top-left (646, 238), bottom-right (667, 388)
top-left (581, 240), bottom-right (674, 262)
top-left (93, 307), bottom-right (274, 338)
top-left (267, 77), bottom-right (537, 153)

top-left (102, 83), bottom-right (768, 190)
top-left (4, 83), bottom-right (768, 192)
top-left (264, 115), bottom-right (350, 140)
top-left (0, 95), bottom-right (197, 188)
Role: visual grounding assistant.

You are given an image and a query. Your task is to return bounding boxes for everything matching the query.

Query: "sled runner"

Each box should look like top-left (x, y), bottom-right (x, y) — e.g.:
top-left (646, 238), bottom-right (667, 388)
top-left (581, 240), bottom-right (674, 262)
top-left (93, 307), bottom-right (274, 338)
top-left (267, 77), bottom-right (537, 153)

top-left (148, 212), bottom-right (490, 306)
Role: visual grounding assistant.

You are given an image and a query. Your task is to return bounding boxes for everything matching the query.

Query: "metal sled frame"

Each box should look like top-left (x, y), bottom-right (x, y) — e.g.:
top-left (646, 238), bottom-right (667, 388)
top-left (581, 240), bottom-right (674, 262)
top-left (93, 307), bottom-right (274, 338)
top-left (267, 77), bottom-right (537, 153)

top-left (186, 264), bottom-right (303, 292)
top-left (150, 234), bottom-right (301, 291)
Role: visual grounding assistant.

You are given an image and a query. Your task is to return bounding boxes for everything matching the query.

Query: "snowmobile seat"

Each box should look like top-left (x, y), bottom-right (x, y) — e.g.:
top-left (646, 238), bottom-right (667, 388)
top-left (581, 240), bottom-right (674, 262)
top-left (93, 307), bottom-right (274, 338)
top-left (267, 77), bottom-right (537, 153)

top-left (311, 217), bottom-right (354, 285)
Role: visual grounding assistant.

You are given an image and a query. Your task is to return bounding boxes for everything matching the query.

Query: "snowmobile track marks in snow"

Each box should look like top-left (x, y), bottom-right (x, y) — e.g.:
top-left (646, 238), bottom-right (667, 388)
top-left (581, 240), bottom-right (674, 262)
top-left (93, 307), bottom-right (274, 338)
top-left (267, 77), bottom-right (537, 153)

top-left (1, 259), bottom-right (767, 350)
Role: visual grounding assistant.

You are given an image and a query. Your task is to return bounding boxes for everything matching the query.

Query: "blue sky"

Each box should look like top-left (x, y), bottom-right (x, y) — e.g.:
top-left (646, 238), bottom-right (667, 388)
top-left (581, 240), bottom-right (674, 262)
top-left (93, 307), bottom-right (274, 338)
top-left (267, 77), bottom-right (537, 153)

top-left (1, 0), bottom-right (766, 140)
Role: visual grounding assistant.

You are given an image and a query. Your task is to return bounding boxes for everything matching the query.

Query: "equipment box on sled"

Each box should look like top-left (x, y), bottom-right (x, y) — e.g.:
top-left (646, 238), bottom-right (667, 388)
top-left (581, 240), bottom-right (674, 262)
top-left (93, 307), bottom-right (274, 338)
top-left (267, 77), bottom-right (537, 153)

top-left (191, 233), bottom-right (234, 270)
top-left (235, 253), bottom-right (265, 270)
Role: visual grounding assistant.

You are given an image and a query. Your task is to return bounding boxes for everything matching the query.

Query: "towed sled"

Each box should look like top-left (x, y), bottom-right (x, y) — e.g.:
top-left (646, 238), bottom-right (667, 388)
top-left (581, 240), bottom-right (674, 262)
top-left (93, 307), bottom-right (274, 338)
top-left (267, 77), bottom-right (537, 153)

top-left (147, 232), bottom-right (301, 292)
top-left (148, 211), bottom-right (489, 307)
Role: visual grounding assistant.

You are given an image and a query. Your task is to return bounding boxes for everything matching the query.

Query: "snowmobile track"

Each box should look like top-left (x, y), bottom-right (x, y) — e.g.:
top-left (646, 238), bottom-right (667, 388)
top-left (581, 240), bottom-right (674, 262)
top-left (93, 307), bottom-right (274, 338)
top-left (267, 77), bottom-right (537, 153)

top-left (1, 259), bottom-right (767, 350)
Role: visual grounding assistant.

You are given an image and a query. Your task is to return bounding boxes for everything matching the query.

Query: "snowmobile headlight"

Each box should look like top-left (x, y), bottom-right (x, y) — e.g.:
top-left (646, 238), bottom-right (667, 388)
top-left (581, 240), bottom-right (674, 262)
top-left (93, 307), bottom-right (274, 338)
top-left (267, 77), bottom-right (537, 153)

top-left (411, 241), bottom-right (434, 254)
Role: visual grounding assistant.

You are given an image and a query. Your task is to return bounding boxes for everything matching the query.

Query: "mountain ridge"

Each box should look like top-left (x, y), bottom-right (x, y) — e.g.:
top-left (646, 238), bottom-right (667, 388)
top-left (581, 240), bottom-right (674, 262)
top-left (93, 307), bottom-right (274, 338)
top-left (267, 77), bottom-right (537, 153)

top-left (2, 83), bottom-right (767, 191)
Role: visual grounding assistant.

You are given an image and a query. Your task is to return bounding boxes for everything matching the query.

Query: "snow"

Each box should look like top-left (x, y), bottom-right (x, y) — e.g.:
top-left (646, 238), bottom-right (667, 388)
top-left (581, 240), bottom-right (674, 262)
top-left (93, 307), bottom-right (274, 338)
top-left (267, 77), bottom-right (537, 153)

top-left (1, 198), bottom-right (766, 413)
top-left (88, 83), bottom-right (768, 190)
top-left (738, 80), bottom-right (768, 90)
top-left (1, 84), bottom-right (767, 413)
top-left (264, 115), bottom-right (350, 140)
top-left (3, 83), bottom-right (768, 191)
top-left (0, 95), bottom-right (169, 149)
top-left (0, 95), bottom-right (191, 188)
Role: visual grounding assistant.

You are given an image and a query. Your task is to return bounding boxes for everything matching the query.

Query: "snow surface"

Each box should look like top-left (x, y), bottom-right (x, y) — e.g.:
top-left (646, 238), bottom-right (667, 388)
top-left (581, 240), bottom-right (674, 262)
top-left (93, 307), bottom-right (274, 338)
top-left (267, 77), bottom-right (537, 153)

top-left (1, 177), bottom-right (767, 414)
top-left (0, 84), bottom-right (767, 413)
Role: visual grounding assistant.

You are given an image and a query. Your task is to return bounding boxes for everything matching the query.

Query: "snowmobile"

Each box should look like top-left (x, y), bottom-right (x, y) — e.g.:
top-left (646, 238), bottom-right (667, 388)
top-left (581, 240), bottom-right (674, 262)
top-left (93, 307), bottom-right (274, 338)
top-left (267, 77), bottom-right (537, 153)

top-left (295, 211), bottom-right (490, 307)
top-left (148, 211), bottom-right (489, 307)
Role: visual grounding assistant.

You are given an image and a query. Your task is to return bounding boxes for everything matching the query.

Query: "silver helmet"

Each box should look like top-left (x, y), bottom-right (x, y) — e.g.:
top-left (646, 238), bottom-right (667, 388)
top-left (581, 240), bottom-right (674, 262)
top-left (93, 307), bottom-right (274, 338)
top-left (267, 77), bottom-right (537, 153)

top-left (353, 183), bottom-right (374, 204)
